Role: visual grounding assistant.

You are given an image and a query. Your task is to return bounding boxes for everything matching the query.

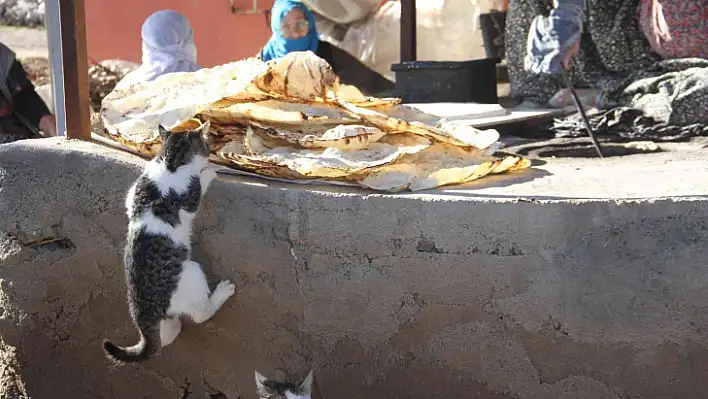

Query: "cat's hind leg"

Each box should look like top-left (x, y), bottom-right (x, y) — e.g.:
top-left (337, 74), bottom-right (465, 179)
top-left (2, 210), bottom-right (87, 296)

top-left (168, 260), bottom-right (235, 324)
top-left (159, 317), bottom-right (182, 347)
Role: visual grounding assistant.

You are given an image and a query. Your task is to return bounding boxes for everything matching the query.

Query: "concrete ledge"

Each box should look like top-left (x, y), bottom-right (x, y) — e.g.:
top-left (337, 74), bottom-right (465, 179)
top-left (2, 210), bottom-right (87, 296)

top-left (1, 138), bottom-right (707, 398)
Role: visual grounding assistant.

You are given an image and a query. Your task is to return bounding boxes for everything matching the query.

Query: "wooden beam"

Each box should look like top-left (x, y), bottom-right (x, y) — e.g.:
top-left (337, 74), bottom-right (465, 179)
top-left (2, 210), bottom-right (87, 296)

top-left (59, 0), bottom-right (91, 140)
top-left (400, 0), bottom-right (417, 62)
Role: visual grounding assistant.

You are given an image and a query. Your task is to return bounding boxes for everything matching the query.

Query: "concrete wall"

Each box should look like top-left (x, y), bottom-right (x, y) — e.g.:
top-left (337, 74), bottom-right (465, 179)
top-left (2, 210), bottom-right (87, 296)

top-left (85, 0), bottom-right (274, 67)
top-left (1, 138), bottom-right (707, 398)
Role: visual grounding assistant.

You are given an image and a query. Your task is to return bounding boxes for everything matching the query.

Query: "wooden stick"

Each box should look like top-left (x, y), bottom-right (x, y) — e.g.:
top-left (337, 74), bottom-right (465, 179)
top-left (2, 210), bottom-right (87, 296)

top-left (59, 0), bottom-right (91, 140)
top-left (561, 70), bottom-right (604, 158)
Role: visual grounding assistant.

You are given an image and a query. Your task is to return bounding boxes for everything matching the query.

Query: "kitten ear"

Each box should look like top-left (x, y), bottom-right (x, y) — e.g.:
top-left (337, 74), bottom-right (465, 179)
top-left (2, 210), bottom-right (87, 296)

top-left (200, 119), bottom-right (211, 137)
top-left (299, 370), bottom-right (314, 395)
top-left (199, 119), bottom-right (212, 149)
top-left (158, 125), bottom-right (171, 142)
top-left (255, 370), bottom-right (268, 390)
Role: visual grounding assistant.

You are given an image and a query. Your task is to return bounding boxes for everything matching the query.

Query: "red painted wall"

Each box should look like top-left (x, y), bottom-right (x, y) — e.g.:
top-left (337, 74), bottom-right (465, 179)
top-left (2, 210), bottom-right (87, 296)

top-left (85, 0), bottom-right (275, 68)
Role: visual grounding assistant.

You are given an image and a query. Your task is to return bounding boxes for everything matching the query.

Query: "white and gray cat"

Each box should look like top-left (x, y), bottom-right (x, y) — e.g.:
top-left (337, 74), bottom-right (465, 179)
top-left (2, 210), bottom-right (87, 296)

top-left (103, 120), bottom-right (235, 363)
top-left (255, 370), bottom-right (314, 399)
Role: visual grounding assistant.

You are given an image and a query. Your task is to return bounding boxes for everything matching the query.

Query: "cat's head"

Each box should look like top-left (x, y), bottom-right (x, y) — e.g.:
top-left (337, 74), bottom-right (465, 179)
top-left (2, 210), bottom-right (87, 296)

top-left (155, 120), bottom-right (212, 172)
top-left (255, 370), bottom-right (314, 399)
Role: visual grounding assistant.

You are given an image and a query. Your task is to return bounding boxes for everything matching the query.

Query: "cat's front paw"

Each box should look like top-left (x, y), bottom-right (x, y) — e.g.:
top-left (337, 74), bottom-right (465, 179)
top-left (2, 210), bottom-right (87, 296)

top-left (200, 167), bottom-right (218, 190)
top-left (210, 279), bottom-right (236, 308)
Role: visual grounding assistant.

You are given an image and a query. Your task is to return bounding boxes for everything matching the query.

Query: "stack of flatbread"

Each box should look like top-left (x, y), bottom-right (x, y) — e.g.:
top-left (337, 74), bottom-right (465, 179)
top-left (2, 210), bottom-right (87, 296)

top-left (99, 51), bottom-right (530, 192)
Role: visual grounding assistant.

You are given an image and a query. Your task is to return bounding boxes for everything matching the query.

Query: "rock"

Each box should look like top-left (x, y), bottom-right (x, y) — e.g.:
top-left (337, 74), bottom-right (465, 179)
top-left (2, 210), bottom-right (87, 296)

top-left (0, 339), bottom-right (30, 399)
top-left (0, 0), bottom-right (44, 27)
top-left (20, 57), bottom-right (138, 113)
top-left (33, 83), bottom-right (53, 113)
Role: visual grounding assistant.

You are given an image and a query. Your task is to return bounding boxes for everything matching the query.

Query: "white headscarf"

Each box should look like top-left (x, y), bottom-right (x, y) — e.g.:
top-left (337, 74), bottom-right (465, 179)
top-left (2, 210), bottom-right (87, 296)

top-left (115, 10), bottom-right (200, 90)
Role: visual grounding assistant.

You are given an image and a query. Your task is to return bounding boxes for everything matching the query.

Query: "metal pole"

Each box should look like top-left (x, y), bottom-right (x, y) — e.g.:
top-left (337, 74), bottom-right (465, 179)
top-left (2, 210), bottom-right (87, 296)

top-left (400, 0), bottom-right (417, 62)
top-left (44, 0), bottom-right (66, 137)
top-left (561, 70), bottom-right (604, 158)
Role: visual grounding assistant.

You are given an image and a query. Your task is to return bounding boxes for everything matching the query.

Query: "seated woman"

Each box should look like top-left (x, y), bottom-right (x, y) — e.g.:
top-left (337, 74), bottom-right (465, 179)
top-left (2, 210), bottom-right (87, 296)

top-left (506, 0), bottom-right (708, 133)
top-left (639, 0), bottom-right (707, 60)
top-left (0, 42), bottom-right (57, 144)
top-left (114, 9), bottom-right (201, 90)
top-left (258, 0), bottom-right (394, 96)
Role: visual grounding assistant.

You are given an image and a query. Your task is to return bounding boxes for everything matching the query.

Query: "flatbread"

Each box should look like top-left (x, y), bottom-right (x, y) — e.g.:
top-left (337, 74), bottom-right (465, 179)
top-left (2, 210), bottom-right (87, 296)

top-left (100, 58), bottom-right (269, 142)
top-left (335, 100), bottom-right (500, 149)
top-left (99, 51), bottom-right (532, 192)
top-left (201, 100), bottom-right (358, 126)
top-left (254, 51), bottom-right (340, 101)
top-left (216, 127), bottom-right (428, 178)
top-left (357, 143), bottom-right (531, 192)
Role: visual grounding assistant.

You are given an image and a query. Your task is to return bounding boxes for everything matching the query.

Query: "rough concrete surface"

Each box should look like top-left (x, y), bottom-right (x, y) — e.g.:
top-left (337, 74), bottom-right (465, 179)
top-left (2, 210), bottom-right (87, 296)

top-left (1, 138), bottom-right (708, 398)
top-left (445, 138), bottom-right (708, 200)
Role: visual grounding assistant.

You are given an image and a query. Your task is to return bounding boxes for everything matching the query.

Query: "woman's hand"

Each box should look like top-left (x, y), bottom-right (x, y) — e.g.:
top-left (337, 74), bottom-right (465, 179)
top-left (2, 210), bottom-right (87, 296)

top-left (562, 40), bottom-right (580, 69)
top-left (524, 0), bottom-right (584, 74)
top-left (38, 114), bottom-right (58, 137)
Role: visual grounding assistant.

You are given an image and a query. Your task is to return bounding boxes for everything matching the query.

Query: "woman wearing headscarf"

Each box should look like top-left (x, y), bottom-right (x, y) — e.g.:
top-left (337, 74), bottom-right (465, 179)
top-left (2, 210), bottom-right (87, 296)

top-left (260, 0), bottom-right (319, 62)
top-left (0, 42), bottom-right (57, 144)
top-left (114, 10), bottom-right (201, 90)
top-left (257, 0), bottom-right (394, 95)
top-left (507, 0), bottom-right (708, 138)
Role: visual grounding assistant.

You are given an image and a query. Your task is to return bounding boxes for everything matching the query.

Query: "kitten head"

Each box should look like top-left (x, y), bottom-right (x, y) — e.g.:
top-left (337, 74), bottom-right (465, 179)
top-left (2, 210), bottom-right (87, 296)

top-left (156, 120), bottom-right (212, 172)
top-left (255, 370), bottom-right (313, 399)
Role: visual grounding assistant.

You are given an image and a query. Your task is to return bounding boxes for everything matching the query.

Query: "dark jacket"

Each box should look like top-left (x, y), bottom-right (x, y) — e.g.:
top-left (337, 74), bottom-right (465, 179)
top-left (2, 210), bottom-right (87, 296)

top-left (0, 58), bottom-right (52, 143)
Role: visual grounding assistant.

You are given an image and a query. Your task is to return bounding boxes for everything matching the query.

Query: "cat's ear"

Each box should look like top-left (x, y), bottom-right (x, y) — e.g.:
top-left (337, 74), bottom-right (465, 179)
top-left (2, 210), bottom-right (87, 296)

top-left (200, 119), bottom-right (211, 138)
top-left (299, 370), bottom-right (314, 396)
top-left (254, 370), bottom-right (268, 391)
top-left (199, 119), bottom-right (212, 148)
top-left (157, 125), bottom-right (171, 142)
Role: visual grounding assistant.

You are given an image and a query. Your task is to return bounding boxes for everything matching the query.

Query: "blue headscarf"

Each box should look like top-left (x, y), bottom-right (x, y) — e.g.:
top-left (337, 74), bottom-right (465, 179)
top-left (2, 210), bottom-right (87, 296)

top-left (260, 0), bottom-right (319, 62)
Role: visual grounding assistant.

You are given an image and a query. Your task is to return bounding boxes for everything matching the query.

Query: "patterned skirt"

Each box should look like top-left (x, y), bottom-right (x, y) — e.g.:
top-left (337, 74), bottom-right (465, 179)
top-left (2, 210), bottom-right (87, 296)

top-left (505, 0), bottom-right (708, 128)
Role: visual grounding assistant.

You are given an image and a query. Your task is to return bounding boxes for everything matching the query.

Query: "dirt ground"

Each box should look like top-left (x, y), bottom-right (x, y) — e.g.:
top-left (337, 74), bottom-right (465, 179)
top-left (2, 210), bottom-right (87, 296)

top-left (1, 25), bottom-right (51, 85)
top-left (20, 56), bottom-right (51, 85)
top-left (0, 25), bottom-right (48, 58)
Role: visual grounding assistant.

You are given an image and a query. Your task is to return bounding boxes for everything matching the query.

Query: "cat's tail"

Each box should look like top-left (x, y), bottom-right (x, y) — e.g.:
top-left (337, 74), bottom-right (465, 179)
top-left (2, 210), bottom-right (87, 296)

top-left (102, 324), bottom-right (160, 363)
